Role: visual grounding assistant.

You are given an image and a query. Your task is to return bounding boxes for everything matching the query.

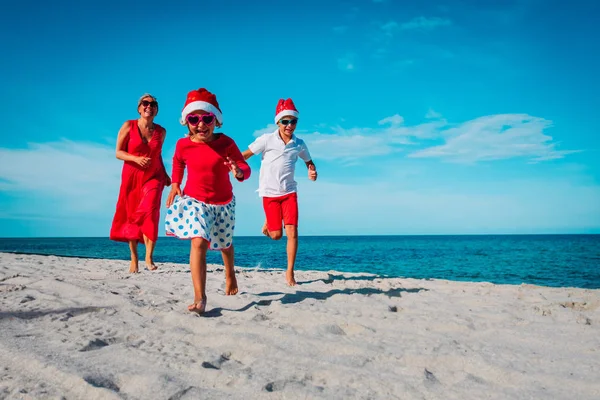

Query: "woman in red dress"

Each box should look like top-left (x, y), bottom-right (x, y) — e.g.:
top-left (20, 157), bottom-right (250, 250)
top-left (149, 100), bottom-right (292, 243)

top-left (110, 94), bottom-right (171, 273)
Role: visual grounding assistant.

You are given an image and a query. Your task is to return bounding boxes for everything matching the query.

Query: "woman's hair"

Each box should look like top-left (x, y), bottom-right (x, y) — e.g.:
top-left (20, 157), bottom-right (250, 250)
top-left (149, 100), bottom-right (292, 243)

top-left (137, 93), bottom-right (159, 113)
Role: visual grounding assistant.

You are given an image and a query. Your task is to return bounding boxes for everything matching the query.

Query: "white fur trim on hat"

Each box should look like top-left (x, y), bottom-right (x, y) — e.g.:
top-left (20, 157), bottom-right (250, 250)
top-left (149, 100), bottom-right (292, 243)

top-left (180, 101), bottom-right (223, 125)
top-left (275, 110), bottom-right (299, 123)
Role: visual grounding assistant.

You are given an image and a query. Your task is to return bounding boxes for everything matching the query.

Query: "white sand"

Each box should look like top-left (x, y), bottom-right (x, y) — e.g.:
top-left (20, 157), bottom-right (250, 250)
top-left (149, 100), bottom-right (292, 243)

top-left (0, 252), bottom-right (599, 400)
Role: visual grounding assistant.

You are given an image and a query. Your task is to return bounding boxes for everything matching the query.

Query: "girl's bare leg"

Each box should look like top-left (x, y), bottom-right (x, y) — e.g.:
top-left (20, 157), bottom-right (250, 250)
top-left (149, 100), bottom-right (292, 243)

top-left (220, 245), bottom-right (238, 295)
top-left (188, 238), bottom-right (208, 312)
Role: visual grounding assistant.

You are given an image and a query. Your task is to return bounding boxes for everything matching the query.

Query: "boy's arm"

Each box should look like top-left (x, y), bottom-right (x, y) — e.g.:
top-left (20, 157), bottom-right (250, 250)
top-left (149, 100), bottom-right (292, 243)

top-left (305, 160), bottom-right (317, 181)
top-left (242, 149), bottom-right (254, 160)
top-left (299, 141), bottom-right (316, 181)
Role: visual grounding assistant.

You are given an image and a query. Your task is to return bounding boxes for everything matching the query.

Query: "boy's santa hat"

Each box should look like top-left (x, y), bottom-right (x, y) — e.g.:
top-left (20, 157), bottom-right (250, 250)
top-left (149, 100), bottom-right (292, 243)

top-left (275, 98), bottom-right (299, 123)
top-left (180, 88), bottom-right (222, 125)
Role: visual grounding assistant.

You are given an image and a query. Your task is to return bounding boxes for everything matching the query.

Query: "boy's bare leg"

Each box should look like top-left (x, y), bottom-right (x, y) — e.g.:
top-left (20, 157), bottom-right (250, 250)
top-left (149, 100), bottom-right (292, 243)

top-left (284, 225), bottom-right (298, 286)
top-left (128, 240), bottom-right (139, 273)
top-left (188, 238), bottom-right (208, 313)
top-left (220, 245), bottom-right (238, 295)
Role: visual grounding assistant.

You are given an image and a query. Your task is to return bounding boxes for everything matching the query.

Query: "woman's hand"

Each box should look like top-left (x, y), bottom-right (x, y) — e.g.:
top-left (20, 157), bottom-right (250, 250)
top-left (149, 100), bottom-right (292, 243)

top-left (224, 157), bottom-right (244, 179)
top-left (135, 156), bottom-right (151, 169)
top-left (164, 175), bottom-right (172, 187)
top-left (166, 183), bottom-right (182, 207)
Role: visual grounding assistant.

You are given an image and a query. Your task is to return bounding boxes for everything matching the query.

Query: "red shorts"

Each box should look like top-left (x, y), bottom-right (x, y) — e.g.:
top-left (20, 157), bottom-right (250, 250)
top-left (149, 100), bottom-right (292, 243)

top-left (262, 192), bottom-right (298, 232)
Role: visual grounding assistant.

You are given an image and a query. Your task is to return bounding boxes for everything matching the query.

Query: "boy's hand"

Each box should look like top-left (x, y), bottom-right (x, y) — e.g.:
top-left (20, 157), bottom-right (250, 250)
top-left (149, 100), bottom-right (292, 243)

top-left (308, 164), bottom-right (317, 181)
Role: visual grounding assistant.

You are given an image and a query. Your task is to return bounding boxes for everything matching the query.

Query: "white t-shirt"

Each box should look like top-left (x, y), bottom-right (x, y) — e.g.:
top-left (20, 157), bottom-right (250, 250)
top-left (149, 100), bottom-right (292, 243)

top-left (248, 130), bottom-right (312, 197)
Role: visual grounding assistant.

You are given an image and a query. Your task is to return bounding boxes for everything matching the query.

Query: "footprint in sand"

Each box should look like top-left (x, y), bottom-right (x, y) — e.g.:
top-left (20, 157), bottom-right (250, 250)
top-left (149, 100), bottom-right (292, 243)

top-left (79, 337), bottom-right (120, 352)
top-left (19, 295), bottom-right (35, 304)
top-left (83, 375), bottom-right (120, 393)
top-left (201, 352), bottom-right (232, 370)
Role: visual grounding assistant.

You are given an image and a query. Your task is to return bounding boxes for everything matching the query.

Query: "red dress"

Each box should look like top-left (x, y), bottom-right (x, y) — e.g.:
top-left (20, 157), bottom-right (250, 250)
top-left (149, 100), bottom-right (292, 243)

top-left (110, 120), bottom-right (167, 243)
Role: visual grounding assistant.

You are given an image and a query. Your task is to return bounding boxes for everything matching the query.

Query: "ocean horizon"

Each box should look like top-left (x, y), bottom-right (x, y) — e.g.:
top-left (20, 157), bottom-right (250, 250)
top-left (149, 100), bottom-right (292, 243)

top-left (1, 234), bottom-right (599, 289)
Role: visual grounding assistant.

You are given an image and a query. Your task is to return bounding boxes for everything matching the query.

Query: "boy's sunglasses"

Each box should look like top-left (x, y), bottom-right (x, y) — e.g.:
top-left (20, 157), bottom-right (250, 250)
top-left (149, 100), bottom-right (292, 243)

top-left (279, 118), bottom-right (298, 126)
top-left (141, 100), bottom-right (158, 108)
top-left (186, 113), bottom-right (216, 126)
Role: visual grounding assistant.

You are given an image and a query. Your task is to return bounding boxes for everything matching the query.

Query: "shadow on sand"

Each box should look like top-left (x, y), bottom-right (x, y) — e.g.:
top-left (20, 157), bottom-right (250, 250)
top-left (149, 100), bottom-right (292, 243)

top-left (202, 284), bottom-right (427, 318)
top-left (0, 306), bottom-right (105, 321)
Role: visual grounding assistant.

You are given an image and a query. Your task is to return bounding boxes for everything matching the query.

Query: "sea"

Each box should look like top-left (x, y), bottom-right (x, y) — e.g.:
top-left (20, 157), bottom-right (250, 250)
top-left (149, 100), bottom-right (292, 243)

top-left (1, 235), bottom-right (599, 289)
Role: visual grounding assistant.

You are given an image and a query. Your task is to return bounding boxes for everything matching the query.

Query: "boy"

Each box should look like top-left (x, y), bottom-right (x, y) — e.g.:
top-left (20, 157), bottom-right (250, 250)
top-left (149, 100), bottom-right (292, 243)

top-left (242, 98), bottom-right (317, 286)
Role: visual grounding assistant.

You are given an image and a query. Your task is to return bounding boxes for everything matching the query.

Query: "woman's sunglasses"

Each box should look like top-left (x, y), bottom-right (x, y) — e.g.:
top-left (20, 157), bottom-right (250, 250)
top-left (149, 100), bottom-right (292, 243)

top-left (141, 100), bottom-right (158, 108)
top-left (279, 118), bottom-right (298, 126)
top-left (186, 113), bottom-right (216, 126)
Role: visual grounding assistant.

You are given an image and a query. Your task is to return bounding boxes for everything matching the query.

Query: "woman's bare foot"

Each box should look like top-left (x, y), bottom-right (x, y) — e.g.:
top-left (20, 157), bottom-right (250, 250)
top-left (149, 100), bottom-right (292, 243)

top-left (286, 269), bottom-right (297, 286)
top-left (225, 274), bottom-right (238, 295)
top-left (188, 297), bottom-right (207, 313)
top-left (261, 223), bottom-right (269, 237)
top-left (145, 256), bottom-right (158, 271)
top-left (129, 260), bottom-right (139, 274)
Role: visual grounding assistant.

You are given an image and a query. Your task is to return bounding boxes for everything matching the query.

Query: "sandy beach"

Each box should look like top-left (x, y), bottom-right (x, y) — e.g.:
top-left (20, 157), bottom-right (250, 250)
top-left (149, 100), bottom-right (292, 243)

top-left (0, 252), bottom-right (599, 399)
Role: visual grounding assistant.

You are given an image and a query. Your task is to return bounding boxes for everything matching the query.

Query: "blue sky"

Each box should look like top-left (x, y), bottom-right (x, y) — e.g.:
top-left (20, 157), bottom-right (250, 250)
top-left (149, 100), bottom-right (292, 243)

top-left (1, 0), bottom-right (599, 237)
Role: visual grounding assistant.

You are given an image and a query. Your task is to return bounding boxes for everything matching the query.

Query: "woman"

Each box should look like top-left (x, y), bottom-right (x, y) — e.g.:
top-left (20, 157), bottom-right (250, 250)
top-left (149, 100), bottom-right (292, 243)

top-left (110, 94), bottom-right (170, 273)
top-left (165, 88), bottom-right (250, 313)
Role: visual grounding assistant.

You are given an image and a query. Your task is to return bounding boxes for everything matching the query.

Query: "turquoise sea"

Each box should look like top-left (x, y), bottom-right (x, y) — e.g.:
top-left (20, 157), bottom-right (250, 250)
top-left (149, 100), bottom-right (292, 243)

top-left (1, 235), bottom-right (599, 289)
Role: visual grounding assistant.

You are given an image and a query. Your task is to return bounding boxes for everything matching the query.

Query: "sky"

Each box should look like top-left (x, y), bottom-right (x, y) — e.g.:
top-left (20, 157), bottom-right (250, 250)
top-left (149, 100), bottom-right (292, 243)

top-left (0, 0), bottom-right (599, 237)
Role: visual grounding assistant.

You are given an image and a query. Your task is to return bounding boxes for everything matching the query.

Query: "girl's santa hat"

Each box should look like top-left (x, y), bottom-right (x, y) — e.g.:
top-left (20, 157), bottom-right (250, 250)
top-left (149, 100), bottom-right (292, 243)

top-left (180, 88), bottom-right (223, 125)
top-left (275, 98), bottom-right (299, 123)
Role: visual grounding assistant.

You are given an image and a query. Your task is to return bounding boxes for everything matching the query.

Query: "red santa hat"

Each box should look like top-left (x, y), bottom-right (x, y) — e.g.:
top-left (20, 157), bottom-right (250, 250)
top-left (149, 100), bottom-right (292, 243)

top-left (180, 88), bottom-right (223, 125)
top-left (274, 98), bottom-right (299, 123)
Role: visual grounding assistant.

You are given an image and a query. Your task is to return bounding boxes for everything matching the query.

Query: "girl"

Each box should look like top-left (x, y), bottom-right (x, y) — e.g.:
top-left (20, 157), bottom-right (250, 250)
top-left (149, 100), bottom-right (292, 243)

top-left (166, 88), bottom-right (250, 313)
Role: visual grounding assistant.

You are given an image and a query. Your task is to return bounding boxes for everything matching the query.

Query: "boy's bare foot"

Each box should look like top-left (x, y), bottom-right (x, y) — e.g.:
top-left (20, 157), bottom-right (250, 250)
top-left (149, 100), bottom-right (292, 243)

top-left (225, 274), bottom-right (238, 295)
top-left (261, 223), bottom-right (269, 237)
top-left (286, 269), bottom-right (297, 286)
top-left (188, 297), bottom-right (207, 314)
top-left (129, 261), bottom-right (139, 274)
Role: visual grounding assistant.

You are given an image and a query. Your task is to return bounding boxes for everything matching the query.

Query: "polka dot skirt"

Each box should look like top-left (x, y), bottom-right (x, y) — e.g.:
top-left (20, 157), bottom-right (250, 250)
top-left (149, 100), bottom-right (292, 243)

top-left (165, 195), bottom-right (235, 250)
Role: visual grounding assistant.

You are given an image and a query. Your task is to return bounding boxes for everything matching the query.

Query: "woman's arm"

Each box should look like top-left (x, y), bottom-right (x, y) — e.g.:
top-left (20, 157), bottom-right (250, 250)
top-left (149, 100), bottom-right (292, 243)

top-left (115, 121), bottom-right (149, 168)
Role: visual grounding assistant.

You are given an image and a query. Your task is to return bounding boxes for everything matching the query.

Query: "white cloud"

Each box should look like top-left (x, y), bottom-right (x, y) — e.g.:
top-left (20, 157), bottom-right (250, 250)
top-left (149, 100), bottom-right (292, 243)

top-left (401, 16), bottom-right (452, 30)
top-left (380, 21), bottom-right (399, 36)
top-left (253, 124), bottom-right (278, 137)
top-left (287, 112), bottom-right (574, 164)
top-left (299, 119), bottom-right (444, 161)
top-left (378, 114), bottom-right (404, 126)
top-left (0, 140), bottom-right (120, 211)
top-left (298, 178), bottom-right (600, 235)
top-left (0, 140), bottom-right (125, 236)
top-left (425, 109), bottom-right (443, 119)
top-left (409, 114), bottom-right (579, 163)
top-left (299, 131), bottom-right (392, 162)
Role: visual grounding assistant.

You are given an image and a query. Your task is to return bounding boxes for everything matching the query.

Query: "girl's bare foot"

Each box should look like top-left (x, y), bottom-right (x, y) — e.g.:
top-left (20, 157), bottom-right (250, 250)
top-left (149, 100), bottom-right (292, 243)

top-left (225, 275), bottom-right (238, 295)
top-left (188, 297), bottom-right (207, 313)
top-left (286, 269), bottom-right (296, 286)
top-left (261, 223), bottom-right (269, 237)
top-left (129, 261), bottom-right (139, 274)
